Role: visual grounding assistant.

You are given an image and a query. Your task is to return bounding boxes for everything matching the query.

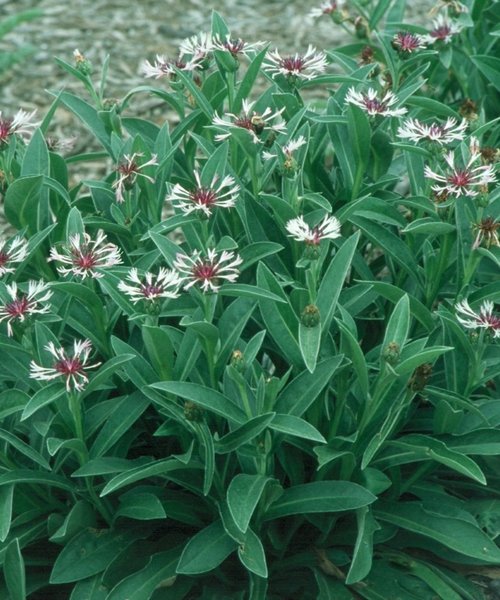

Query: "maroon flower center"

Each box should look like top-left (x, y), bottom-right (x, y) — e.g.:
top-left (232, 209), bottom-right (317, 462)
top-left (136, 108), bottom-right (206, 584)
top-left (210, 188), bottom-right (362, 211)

top-left (448, 170), bottom-right (471, 188)
top-left (55, 357), bottom-right (84, 376)
top-left (428, 124), bottom-right (445, 137)
top-left (0, 119), bottom-right (13, 143)
top-left (396, 33), bottom-right (420, 51)
top-left (234, 117), bottom-right (255, 131)
top-left (140, 284), bottom-right (164, 299)
top-left (431, 25), bottom-right (451, 40)
top-left (118, 162), bottom-right (138, 178)
top-left (224, 39), bottom-right (245, 55)
top-left (191, 187), bottom-right (217, 207)
top-left (307, 227), bottom-right (323, 245)
top-left (280, 56), bottom-right (306, 73)
top-left (364, 98), bottom-right (384, 113)
top-left (0, 251), bottom-right (9, 267)
top-left (193, 262), bottom-right (217, 281)
top-left (73, 251), bottom-right (97, 270)
top-left (6, 296), bottom-right (29, 318)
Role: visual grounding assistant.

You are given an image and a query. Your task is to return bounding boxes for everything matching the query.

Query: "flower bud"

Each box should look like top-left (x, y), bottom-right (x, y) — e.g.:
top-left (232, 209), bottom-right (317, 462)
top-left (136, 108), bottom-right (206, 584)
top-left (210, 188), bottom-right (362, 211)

top-left (73, 49), bottom-right (93, 76)
top-left (383, 341), bottom-right (400, 365)
top-left (230, 349), bottom-right (245, 371)
top-left (184, 400), bottom-right (204, 422)
top-left (354, 17), bottom-right (370, 40)
top-left (301, 304), bottom-right (321, 328)
top-left (408, 363), bottom-right (432, 391)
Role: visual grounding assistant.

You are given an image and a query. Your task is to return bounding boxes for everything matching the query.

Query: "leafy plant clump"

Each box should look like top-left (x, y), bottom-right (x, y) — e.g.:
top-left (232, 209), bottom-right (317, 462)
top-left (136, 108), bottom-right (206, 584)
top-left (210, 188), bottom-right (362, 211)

top-left (0, 0), bottom-right (499, 598)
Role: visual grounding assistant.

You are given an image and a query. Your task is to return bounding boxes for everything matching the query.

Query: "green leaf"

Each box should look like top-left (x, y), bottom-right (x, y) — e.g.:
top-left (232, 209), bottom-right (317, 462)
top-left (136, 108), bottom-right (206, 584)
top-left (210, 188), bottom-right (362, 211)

top-left (264, 481), bottom-right (376, 520)
top-left (3, 175), bottom-right (43, 232)
top-left (227, 474), bottom-right (273, 534)
top-left (106, 547), bottom-right (181, 600)
top-left (151, 381), bottom-right (246, 424)
top-left (238, 528), bottom-right (268, 578)
top-left (21, 128), bottom-right (49, 176)
top-left (176, 520), bottom-right (237, 575)
top-left (215, 413), bottom-right (276, 453)
top-left (69, 575), bottom-right (108, 600)
top-left (394, 346), bottom-right (453, 376)
top-left (346, 507), bottom-right (380, 584)
top-left (382, 294), bottom-right (410, 355)
top-left (317, 232), bottom-right (360, 334)
top-left (142, 325), bottom-right (174, 380)
top-left (0, 485), bottom-right (14, 542)
top-left (4, 539), bottom-right (25, 600)
top-left (233, 46), bottom-right (269, 113)
top-left (116, 492), bottom-right (167, 521)
top-left (299, 321), bottom-right (322, 373)
top-left (270, 414), bottom-right (326, 443)
top-left (0, 470), bottom-right (74, 492)
top-left (375, 502), bottom-right (500, 563)
top-left (21, 382), bottom-right (66, 421)
top-left (336, 318), bottom-right (369, 399)
top-left (219, 283), bottom-right (286, 303)
top-left (470, 55), bottom-right (500, 91)
top-left (50, 528), bottom-right (145, 583)
top-left (0, 428), bottom-right (51, 470)
top-left (50, 501), bottom-right (98, 544)
top-left (275, 356), bottom-right (344, 417)
top-left (402, 219), bottom-right (456, 236)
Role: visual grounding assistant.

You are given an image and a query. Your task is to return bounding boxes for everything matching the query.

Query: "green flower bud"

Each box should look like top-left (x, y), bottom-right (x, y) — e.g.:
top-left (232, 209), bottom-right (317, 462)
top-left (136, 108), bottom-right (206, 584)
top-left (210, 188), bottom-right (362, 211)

top-left (230, 349), bottom-right (245, 371)
top-left (184, 400), bottom-right (204, 422)
top-left (301, 304), bottom-right (321, 328)
top-left (383, 341), bottom-right (400, 365)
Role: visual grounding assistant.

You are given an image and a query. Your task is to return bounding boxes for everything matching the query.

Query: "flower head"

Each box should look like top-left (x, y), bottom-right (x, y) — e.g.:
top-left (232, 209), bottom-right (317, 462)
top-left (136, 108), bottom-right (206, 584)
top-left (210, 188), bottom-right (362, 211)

top-left (118, 267), bottom-right (181, 304)
top-left (392, 31), bottom-right (427, 53)
top-left (309, 1), bottom-right (345, 18)
top-left (424, 14), bottom-right (463, 44)
top-left (0, 236), bottom-right (29, 277)
top-left (286, 214), bottom-right (341, 245)
top-left (0, 281), bottom-right (52, 336)
top-left (263, 136), bottom-right (308, 173)
top-left (30, 339), bottom-right (101, 392)
top-left (179, 32), bottom-right (214, 62)
top-left (455, 300), bottom-right (500, 338)
top-left (424, 138), bottom-right (497, 198)
top-left (397, 117), bottom-right (467, 145)
top-left (212, 99), bottom-right (286, 144)
top-left (345, 87), bottom-right (407, 117)
top-left (140, 54), bottom-right (202, 79)
top-left (166, 171), bottom-right (239, 217)
top-left (174, 249), bottom-right (243, 293)
top-left (472, 217), bottom-right (500, 250)
top-left (264, 45), bottom-right (328, 81)
top-left (49, 230), bottom-right (122, 279)
top-left (212, 35), bottom-right (264, 58)
top-left (0, 109), bottom-right (39, 144)
top-left (112, 153), bottom-right (158, 203)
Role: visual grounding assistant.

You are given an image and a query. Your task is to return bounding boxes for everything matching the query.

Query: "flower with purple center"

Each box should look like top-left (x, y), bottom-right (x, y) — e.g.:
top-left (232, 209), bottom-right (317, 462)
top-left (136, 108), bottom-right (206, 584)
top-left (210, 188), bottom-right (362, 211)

top-left (309, 0), bottom-right (345, 18)
top-left (0, 236), bottom-right (29, 277)
top-left (174, 249), bottom-right (243, 293)
top-left (166, 171), bottom-right (240, 217)
top-left (112, 152), bottom-right (158, 203)
top-left (472, 217), bottom-right (500, 250)
top-left (392, 31), bottom-right (427, 53)
top-left (397, 117), bottom-right (467, 145)
top-left (345, 87), bottom-right (407, 117)
top-left (455, 300), bottom-right (500, 339)
top-left (263, 45), bottom-right (328, 81)
top-left (0, 281), bottom-right (52, 336)
top-left (424, 137), bottom-right (497, 198)
top-left (179, 32), bottom-right (214, 63)
top-left (140, 54), bottom-right (202, 79)
top-left (30, 339), bottom-right (101, 392)
top-left (212, 99), bottom-right (286, 144)
top-left (286, 214), bottom-right (341, 245)
top-left (0, 109), bottom-right (39, 144)
top-left (49, 230), bottom-right (122, 279)
top-left (118, 267), bottom-right (182, 304)
top-left (212, 35), bottom-right (264, 58)
top-left (424, 14), bottom-right (463, 44)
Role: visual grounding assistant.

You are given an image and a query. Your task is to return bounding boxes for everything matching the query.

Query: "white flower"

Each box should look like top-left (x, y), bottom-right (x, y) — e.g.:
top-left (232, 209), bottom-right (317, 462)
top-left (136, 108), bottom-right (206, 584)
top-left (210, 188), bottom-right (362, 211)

top-left (0, 109), bottom-right (39, 144)
top-left (309, 0), bottom-right (345, 18)
top-left (112, 152), bottom-right (158, 203)
top-left (472, 217), bottom-right (500, 250)
top-left (392, 31), bottom-right (427, 53)
top-left (345, 87), bottom-right (407, 117)
top-left (49, 230), bottom-right (122, 279)
top-left (174, 249), bottom-right (243, 293)
top-left (179, 32), bottom-right (214, 61)
top-left (423, 14), bottom-right (463, 44)
top-left (286, 214), bottom-right (341, 245)
top-left (0, 236), bottom-right (29, 277)
top-left (263, 45), bottom-right (328, 81)
top-left (212, 99), bottom-right (286, 144)
top-left (212, 35), bottom-right (264, 57)
top-left (0, 281), bottom-right (52, 336)
top-left (455, 300), bottom-right (500, 338)
top-left (424, 138), bottom-right (497, 198)
top-left (263, 136), bottom-right (307, 162)
top-left (140, 54), bottom-right (202, 79)
top-left (166, 171), bottom-right (239, 217)
top-left (118, 267), bottom-right (181, 304)
top-left (397, 117), bottom-right (467, 145)
top-left (30, 339), bottom-right (101, 392)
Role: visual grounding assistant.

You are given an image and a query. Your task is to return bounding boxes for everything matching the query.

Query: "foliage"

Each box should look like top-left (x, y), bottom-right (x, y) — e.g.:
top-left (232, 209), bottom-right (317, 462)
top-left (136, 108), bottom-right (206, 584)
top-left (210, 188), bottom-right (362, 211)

top-left (0, 0), bottom-right (499, 598)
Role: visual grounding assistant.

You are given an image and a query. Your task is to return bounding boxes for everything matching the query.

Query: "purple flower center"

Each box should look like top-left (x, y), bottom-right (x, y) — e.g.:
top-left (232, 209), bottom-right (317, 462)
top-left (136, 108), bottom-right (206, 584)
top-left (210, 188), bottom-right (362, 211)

top-left (6, 296), bottom-right (29, 318)
top-left (193, 262), bottom-right (218, 281)
top-left (396, 33), bottom-right (421, 51)
top-left (140, 284), bottom-right (164, 299)
top-left (0, 251), bottom-right (9, 267)
top-left (364, 98), bottom-right (384, 113)
top-left (280, 56), bottom-right (306, 73)
top-left (431, 25), bottom-right (451, 40)
top-left (191, 187), bottom-right (217, 207)
top-left (448, 170), bottom-right (472, 188)
top-left (72, 250), bottom-right (97, 270)
top-left (0, 119), bottom-right (13, 143)
top-left (55, 357), bottom-right (85, 376)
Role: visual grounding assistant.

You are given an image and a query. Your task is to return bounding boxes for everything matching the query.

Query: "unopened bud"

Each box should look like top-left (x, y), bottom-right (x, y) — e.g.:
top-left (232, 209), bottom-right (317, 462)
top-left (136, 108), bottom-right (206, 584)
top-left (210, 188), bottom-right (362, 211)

top-left (184, 400), bottom-right (204, 422)
top-left (354, 17), bottom-right (370, 40)
top-left (408, 363), bottom-right (432, 391)
top-left (73, 49), bottom-right (92, 76)
top-left (301, 304), bottom-right (321, 328)
top-left (230, 349), bottom-right (245, 371)
top-left (383, 341), bottom-right (400, 365)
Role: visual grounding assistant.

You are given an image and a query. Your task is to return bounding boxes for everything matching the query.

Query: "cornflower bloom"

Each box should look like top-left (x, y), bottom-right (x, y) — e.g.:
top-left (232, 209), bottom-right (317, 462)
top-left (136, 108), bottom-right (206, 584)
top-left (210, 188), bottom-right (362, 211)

top-left (309, 0), bottom-right (345, 18)
top-left (112, 153), bottom-right (158, 203)
top-left (166, 171), bottom-right (240, 217)
top-left (286, 214), bottom-right (341, 245)
top-left (264, 45), bottom-right (328, 81)
top-left (424, 138), bottom-right (497, 197)
top-left (392, 31), bottom-right (427, 53)
top-left (455, 300), bottom-right (500, 338)
top-left (140, 54), bottom-right (202, 79)
top-left (0, 109), bottom-right (39, 144)
top-left (0, 236), bottom-right (29, 277)
top-left (212, 99), bottom-right (286, 144)
top-left (345, 87), bottom-right (407, 117)
top-left (263, 136), bottom-right (308, 173)
top-left (179, 32), bottom-right (214, 62)
top-left (30, 339), bottom-right (101, 392)
top-left (472, 217), bottom-right (500, 250)
top-left (118, 267), bottom-right (181, 304)
top-left (0, 281), bottom-right (52, 336)
top-left (49, 230), bottom-right (122, 279)
top-left (212, 35), bottom-right (264, 58)
top-left (397, 117), bottom-right (467, 145)
top-left (423, 14), bottom-right (463, 44)
top-left (174, 249), bottom-right (243, 293)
